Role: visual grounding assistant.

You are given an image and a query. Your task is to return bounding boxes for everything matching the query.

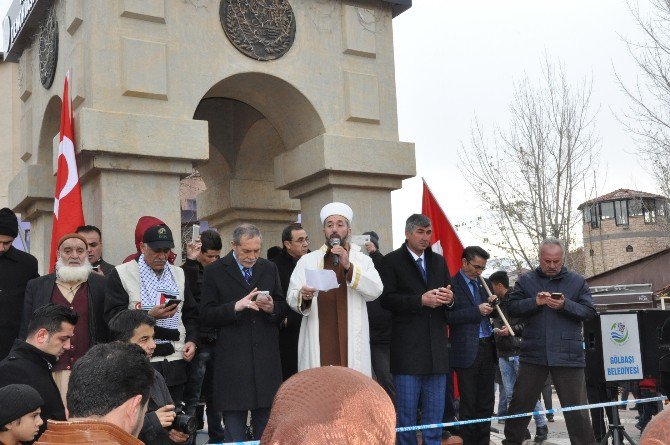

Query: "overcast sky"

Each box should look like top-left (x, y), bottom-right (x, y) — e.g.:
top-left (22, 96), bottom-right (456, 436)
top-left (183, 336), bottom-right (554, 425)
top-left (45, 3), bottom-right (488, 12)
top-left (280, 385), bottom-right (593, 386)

top-left (1, 1), bottom-right (658, 255)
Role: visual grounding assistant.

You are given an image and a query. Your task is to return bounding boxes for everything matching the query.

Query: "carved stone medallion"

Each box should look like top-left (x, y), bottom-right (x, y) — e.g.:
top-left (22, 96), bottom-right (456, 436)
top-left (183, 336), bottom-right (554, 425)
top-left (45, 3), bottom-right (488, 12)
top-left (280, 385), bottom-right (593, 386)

top-left (220, 0), bottom-right (296, 61)
top-left (39, 6), bottom-right (58, 89)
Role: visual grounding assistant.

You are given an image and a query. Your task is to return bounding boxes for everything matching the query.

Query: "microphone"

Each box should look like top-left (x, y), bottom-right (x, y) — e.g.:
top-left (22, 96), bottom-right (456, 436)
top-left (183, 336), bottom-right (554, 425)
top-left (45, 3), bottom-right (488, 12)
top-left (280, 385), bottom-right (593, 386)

top-left (329, 237), bottom-right (341, 267)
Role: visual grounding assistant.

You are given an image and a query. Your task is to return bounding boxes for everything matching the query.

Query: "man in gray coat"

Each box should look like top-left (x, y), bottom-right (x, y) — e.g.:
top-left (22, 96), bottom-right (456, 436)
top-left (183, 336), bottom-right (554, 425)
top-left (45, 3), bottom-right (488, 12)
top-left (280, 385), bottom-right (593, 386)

top-left (503, 238), bottom-right (597, 444)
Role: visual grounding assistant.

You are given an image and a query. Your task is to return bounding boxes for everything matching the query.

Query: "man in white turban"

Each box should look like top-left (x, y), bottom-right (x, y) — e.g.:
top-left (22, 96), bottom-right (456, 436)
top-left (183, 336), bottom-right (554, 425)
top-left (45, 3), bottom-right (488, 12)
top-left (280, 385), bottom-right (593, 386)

top-left (286, 202), bottom-right (383, 376)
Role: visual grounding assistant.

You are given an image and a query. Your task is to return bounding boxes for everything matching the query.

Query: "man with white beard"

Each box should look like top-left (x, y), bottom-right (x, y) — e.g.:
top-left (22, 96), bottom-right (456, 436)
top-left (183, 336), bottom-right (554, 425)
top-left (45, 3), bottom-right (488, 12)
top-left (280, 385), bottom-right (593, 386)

top-left (20, 233), bottom-right (109, 402)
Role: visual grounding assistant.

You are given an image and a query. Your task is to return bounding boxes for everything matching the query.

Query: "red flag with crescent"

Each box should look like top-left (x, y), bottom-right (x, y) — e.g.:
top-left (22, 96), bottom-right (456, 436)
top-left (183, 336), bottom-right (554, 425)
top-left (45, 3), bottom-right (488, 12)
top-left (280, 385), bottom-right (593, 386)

top-left (421, 178), bottom-right (464, 398)
top-left (49, 71), bottom-right (85, 271)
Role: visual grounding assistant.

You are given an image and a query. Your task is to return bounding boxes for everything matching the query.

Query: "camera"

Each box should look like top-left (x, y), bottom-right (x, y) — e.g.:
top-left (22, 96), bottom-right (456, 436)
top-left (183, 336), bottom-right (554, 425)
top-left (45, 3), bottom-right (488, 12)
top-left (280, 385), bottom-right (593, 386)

top-left (171, 402), bottom-right (197, 435)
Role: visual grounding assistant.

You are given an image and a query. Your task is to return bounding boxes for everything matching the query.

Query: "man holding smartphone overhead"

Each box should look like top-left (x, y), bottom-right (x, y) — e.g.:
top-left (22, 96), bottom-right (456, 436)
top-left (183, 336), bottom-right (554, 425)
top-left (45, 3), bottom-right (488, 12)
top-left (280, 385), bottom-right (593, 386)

top-left (503, 238), bottom-right (597, 445)
top-left (105, 224), bottom-right (199, 406)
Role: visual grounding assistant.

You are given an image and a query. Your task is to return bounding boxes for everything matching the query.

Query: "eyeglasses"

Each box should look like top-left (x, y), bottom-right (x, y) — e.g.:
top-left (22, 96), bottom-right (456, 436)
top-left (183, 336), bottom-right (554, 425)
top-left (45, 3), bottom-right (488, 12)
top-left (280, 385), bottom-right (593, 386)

top-left (467, 260), bottom-right (486, 271)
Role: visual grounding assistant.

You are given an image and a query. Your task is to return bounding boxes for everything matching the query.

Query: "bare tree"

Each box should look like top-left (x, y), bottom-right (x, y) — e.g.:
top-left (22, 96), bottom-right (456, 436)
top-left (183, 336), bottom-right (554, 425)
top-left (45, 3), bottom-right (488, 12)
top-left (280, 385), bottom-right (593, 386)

top-left (618, 0), bottom-right (670, 197)
top-left (459, 59), bottom-right (599, 269)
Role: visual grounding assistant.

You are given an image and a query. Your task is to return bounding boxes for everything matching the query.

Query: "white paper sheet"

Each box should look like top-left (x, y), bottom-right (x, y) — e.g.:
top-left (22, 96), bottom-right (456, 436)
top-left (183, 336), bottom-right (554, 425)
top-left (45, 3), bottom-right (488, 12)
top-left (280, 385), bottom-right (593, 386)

top-left (305, 268), bottom-right (339, 292)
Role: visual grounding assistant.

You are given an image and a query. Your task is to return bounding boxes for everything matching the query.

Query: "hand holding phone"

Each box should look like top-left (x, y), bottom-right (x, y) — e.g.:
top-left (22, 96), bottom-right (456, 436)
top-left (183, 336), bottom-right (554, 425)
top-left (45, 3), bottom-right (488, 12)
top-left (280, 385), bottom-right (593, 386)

top-left (253, 291), bottom-right (270, 302)
top-left (164, 298), bottom-right (182, 308)
top-left (550, 293), bottom-right (563, 300)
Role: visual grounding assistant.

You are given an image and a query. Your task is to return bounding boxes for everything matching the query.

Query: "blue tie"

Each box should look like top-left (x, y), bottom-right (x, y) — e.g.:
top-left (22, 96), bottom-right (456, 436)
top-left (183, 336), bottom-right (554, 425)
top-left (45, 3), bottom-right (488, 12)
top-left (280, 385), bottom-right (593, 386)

top-left (416, 257), bottom-right (427, 284)
top-left (471, 279), bottom-right (492, 337)
top-left (242, 267), bottom-right (252, 284)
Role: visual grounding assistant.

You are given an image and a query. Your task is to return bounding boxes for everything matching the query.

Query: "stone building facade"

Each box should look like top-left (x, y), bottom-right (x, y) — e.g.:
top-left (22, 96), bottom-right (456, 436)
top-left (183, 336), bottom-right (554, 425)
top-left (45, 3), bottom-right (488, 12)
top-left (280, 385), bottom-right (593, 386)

top-left (579, 189), bottom-right (670, 277)
top-left (0, 0), bottom-right (415, 274)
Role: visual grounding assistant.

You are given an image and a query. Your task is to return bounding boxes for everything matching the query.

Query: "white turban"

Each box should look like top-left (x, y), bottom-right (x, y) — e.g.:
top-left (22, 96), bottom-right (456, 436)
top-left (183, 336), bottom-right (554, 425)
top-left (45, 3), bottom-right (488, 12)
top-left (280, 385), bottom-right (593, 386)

top-left (320, 202), bottom-right (353, 224)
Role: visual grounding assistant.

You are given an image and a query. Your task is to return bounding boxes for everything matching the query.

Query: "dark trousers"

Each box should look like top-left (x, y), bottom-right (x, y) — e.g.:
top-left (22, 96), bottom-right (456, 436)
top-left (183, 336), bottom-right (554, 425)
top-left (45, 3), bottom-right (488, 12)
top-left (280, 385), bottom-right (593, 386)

top-left (503, 363), bottom-right (595, 445)
top-left (454, 341), bottom-right (495, 445)
top-left (182, 343), bottom-right (225, 442)
top-left (222, 407), bottom-right (270, 442)
top-left (371, 343), bottom-right (395, 402)
top-left (542, 375), bottom-right (553, 411)
top-left (586, 382), bottom-right (618, 443)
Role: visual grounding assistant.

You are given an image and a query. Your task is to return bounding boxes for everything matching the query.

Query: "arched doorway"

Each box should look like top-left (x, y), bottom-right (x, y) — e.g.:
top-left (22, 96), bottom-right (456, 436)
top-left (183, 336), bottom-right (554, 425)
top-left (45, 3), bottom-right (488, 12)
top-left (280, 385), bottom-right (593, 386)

top-left (189, 73), bottom-right (325, 249)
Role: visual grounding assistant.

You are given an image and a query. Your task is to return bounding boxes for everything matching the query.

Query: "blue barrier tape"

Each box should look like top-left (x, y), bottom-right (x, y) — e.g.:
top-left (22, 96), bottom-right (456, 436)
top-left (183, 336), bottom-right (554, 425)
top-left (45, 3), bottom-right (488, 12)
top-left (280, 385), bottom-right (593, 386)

top-left (215, 395), bottom-right (667, 443)
top-left (396, 395), bottom-right (667, 432)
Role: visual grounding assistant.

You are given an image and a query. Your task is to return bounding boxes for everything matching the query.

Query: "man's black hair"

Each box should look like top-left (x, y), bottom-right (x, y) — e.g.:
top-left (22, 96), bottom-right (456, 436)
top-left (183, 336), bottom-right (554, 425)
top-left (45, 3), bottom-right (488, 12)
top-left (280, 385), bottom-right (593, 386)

top-left (26, 304), bottom-right (79, 338)
top-left (108, 310), bottom-right (156, 342)
top-left (76, 225), bottom-right (102, 239)
top-left (488, 270), bottom-right (510, 289)
top-left (67, 342), bottom-right (153, 417)
top-left (461, 246), bottom-right (490, 262)
top-left (200, 229), bottom-right (222, 253)
top-left (281, 223), bottom-right (304, 244)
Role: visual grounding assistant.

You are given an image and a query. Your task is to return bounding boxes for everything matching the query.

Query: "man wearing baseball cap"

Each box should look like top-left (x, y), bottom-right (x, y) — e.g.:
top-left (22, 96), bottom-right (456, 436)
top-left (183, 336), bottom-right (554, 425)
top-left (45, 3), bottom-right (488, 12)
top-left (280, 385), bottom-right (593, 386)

top-left (0, 384), bottom-right (44, 445)
top-left (0, 208), bottom-right (38, 360)
top-left (286, 202), bottom-right (383, 376)
top-left (105, 224), bottom-right (199, 406)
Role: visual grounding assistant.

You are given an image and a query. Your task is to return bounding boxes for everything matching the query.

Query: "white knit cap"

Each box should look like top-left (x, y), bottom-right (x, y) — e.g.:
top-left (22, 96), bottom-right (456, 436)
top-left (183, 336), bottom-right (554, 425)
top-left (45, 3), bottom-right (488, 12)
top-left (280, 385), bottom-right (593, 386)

top-left (320, 202), bottom-right (353, 224)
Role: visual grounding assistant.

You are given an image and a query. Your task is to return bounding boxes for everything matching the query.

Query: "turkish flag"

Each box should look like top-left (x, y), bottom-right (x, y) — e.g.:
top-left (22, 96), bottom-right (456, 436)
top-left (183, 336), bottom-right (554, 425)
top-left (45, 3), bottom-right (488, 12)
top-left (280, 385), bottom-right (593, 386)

top-left (49, 71), bottom-right (85, 271)
top-left (421, 179), bottom-right (464, 274)
top-left (421, 179), bottom-right (464, 400)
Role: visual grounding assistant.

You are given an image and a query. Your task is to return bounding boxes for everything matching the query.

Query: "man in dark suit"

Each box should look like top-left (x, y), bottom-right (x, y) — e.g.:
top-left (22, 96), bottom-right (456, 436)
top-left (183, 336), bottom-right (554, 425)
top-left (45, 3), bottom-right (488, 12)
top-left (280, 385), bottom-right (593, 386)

top-left (447, 245), bottom-right (495, 445)
top-left (0, 208), bottom-right (38, 360)
top-left (380, 214), bottom-right (454, 445)
top-left (270, 223), bottom-right (309, 381)
top-left (200, 223), bottom-right (286, 442)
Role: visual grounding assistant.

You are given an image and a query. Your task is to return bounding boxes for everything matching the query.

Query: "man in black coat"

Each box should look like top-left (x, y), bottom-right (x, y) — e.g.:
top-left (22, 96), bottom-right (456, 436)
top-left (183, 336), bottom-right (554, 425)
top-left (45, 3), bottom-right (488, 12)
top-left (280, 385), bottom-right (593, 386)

top-left (0, 208), bottom-right (39, 360)
top-left (181, 229), bottom-right (224, 443)
top-left (363, 230), bottom-right (395, 401)
top-left (200, 224), bottom-right (286, 442)
top-left (380, 214), bottom-right (454, 445)
top-left (0, 304), bottom-right (78, 441)
top-left (270, 223), bottom-right (309, 381)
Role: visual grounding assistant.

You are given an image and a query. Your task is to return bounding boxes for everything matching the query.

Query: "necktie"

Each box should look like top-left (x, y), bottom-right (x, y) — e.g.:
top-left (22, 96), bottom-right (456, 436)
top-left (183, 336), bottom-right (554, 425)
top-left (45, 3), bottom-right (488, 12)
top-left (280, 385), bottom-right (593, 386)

top-left (416, 257), bottom-right (427, 284)
top-left (242, 267), bottom-right (252, 284)
top-left (472, 279), bottom-right (492, 337)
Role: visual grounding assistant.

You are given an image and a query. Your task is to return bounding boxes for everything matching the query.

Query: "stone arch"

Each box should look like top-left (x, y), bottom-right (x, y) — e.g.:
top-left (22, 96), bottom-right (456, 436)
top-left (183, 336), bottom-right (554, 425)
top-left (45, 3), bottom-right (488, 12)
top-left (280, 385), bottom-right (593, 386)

top-left (37, 95), bottom-right (62, 166)
top-left (192, 73), bottom-right (325, 248)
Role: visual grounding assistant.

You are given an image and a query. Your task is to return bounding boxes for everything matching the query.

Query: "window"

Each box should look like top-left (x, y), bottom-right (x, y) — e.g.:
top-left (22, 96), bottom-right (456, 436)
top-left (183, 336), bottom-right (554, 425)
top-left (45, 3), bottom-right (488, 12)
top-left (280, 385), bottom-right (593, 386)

top-left (589, 205), bottom-right (600, 228)
top-left (643, 199), bottom-right (656, 224)
top-left (600, 201), bottom-right (615, 220)
top-left (628, 199), bottom-right (643, 217)
top-left (657, 199), bottom-right (668, 218)
top-left (614, 200), bottom-right (628, 226)
top-left (583, 208), bottom-right (591, 223)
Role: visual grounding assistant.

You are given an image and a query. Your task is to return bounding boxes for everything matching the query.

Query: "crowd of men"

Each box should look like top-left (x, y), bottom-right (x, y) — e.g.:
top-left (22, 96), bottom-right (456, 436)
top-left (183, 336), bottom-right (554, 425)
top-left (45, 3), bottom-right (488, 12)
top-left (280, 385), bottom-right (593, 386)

top-left (0, 202), bottom-right (665, 445)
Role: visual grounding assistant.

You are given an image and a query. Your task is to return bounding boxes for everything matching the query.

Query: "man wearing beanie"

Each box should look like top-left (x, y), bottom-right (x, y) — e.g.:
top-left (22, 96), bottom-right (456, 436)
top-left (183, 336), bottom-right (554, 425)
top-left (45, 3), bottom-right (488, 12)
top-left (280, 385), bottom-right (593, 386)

top-left (0, 208), bottom-right (38, 360)
top-left (0, 384), bottom-right (44, 445)
top-left (286, 202), bottom-right (383, 376)
top-left (19, 233), bottom-right (109, 403)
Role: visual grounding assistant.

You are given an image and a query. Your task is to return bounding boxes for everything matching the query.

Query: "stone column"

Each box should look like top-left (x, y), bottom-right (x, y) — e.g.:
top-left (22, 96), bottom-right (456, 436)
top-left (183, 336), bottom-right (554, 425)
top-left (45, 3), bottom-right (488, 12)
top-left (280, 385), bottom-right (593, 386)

top-left (275, 134), bottom-right (416, 254)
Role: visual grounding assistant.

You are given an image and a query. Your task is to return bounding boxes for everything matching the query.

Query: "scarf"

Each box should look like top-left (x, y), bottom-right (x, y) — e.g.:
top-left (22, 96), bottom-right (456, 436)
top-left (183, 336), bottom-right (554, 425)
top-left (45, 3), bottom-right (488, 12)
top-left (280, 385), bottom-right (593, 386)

top-left (138, 254), bottom-right (180, 344)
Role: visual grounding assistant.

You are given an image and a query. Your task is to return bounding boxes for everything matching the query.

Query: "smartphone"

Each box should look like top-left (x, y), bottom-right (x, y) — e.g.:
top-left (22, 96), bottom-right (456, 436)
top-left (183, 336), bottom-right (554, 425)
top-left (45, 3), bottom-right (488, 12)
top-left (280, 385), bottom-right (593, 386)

top-left (550, 293), bottom-right (563, 300)
top-left (191, 224), bottom-right (200, 242)
top-left (164, 298), bottom-right (182, 308)
top-left (253, 291), bottom-right (270, 302)
top-left (92, 265), bottom-right (100, 272)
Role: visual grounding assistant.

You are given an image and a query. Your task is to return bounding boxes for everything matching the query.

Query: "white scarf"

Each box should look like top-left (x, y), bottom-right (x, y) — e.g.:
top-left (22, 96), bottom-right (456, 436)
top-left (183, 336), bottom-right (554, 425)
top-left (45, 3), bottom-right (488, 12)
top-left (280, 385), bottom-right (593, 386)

top-left (138, 254), bottom-right (180, 342)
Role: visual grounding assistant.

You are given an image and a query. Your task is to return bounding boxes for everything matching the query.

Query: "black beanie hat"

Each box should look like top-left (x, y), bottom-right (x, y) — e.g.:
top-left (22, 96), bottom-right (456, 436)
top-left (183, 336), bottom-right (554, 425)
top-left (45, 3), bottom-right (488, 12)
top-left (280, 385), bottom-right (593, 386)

top-left (362, 231), bottom-right (379, 250)
top-left (0, 384), bottom-right (43, 427)
top-left (0, 208), bottom-right (18, 238)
